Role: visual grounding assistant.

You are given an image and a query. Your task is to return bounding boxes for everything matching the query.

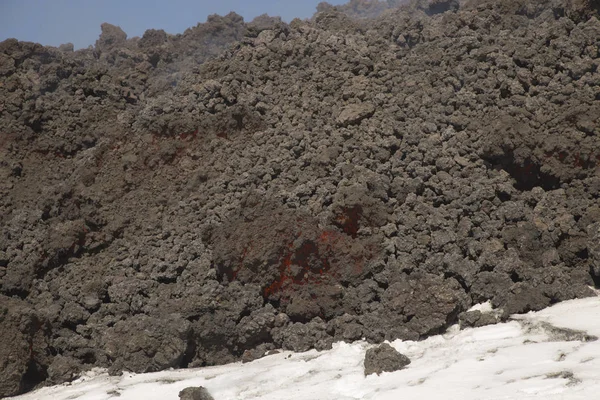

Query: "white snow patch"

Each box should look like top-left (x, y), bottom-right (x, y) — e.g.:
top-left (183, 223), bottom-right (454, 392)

top-left (11, 297), bottom-right (600, 400)
top-left (467, 300), bottom-right (494, 313)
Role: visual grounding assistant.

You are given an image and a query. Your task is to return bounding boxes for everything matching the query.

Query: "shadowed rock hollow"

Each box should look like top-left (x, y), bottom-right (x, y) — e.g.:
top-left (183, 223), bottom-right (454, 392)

top-left (1, 0), bottom-right (600, 396)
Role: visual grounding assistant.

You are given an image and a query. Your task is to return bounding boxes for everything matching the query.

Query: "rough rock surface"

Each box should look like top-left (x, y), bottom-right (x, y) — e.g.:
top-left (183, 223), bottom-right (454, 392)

top-left (1, 0), bottom-right (600, 396)
top-left (179, 386), bottom-right (215, 400)
top-left (364, 343), bottom-right (411, 375)
top-left (459, 310), bottom-right (501, 329)
top-left (0, 296), bottom-right (52, 397)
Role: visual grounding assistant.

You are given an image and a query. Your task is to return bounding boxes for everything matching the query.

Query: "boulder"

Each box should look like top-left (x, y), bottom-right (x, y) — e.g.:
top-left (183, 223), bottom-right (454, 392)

top-left (179, 386), bottom-right (215, 400)
top-left (364, 343), bottom-right (411, 376)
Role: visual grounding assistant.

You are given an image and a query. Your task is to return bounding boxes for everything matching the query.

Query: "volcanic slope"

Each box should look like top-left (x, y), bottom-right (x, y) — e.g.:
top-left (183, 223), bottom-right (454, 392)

top-left (1, 0), bottom-right (600, 396)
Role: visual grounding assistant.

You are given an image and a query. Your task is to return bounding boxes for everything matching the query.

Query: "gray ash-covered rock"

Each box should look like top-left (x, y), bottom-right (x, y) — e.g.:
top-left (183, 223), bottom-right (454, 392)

top-left (364, 343), bottom-right (411, 375)
top-left (2, 0), bottom-right (600, 396)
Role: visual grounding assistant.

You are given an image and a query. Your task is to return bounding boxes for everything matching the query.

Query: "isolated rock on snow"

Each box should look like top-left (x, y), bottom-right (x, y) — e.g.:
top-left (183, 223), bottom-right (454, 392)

top-left (364, 343), bottom-right (411, 376)
top-left (179, 386), bottom-right (215, 400)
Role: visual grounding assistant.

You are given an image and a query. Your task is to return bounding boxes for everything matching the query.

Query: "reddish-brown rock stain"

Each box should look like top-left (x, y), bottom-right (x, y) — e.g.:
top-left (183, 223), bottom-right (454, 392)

top-left (264, 231), bottom-right (335, 297)
top-left (333, 206), bottom-right (362, 238)
top-left (262, 227), bottom-right (369, 298)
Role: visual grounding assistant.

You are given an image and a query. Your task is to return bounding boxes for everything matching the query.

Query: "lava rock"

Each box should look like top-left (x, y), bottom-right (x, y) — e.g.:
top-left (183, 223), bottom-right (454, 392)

top-left (95, 23), bottom-right (127, 51)
top-left (0, 296), bottom-right (52, 398)
top-left (241, 343), bottom-right (277, 364)
top-left (2, 0), bottom-right (600, 395)
top-left (364, 343), bottom-right (411, 376)
top-left (588, 222), bottom-right (600, 283)
top-left (102, 314), bottom-right (192, 375)
top-left (46, 355), bottom-right (82, 384)
top-left (179, 386), bottom-right (215, 400)
top-left (336, 103), bottom-right (376, 127)
top-left (459, 310), bottom-right (501, 329)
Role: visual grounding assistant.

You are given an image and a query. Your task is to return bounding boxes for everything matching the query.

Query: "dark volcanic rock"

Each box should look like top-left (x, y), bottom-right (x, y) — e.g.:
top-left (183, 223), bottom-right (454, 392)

top-left (102, 314), bottom-right (192, 375)
top-left (459, 310), bottom-right (501, 329)
top-left (46, 355), bottom-right (82, 385)
top-left (588, 222), bottom-right (600, 286)
top-left (0, 296), bottom-right (52, 397)
top-left (364, 343), bottom-right (411, 376)
top-left (336, 103), bottom-right (376, 127)
top-left (95, 23), bottom-right (127, 52)
top-left (1, 0), bottom-right (600, 396)
top-left (179, 386), bottom-right (215, 400)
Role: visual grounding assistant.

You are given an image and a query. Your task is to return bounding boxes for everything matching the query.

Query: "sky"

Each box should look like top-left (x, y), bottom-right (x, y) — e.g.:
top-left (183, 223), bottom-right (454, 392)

top-left (0, 0), bottom-right (348, 50)
top-left (13, 296), bottom-right (600, 400)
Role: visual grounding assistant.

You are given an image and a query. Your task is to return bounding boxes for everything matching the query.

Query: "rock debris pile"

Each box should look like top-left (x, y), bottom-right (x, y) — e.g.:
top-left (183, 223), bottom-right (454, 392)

top-left (1, 0), bottom-right (600, 396)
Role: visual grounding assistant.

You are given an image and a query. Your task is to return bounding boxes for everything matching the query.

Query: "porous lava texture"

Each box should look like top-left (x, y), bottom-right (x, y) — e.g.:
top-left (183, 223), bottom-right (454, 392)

top-left (1, 0), bottom-right (600, 396)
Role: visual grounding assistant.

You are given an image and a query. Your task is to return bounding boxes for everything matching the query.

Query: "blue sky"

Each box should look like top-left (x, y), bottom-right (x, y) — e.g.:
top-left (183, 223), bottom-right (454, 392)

top-left (0, 0), bottom-right (348, 49)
